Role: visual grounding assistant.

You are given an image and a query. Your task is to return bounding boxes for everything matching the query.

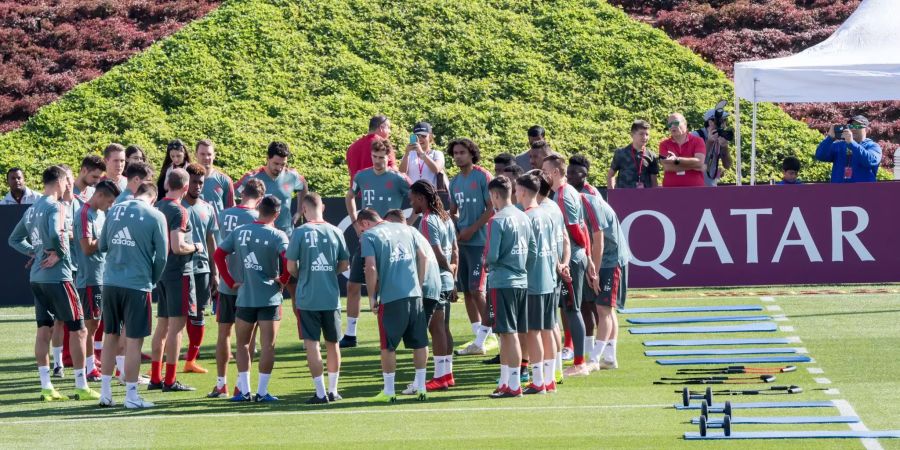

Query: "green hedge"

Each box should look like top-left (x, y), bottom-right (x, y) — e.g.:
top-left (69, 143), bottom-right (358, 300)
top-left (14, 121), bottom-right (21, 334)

top-left (0, 0), bottom-right (835, 195)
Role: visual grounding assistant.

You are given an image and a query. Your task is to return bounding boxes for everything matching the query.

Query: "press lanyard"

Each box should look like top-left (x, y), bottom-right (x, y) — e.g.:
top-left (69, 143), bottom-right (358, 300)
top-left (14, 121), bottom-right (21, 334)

top-left (632, 146), bottom-right (645, 188)
top-left (416, 151), bottom-right (431, 178)
top-left (844, 147), bottom-right (853, 180)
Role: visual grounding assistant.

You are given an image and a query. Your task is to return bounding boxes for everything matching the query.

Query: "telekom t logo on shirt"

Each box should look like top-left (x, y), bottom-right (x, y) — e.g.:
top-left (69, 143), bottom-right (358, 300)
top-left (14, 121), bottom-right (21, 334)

top-left (110, 205), bottom-right (127, 222)
top-left (362, 190), bottom-right (375, 206)
top-left (222, 214), bottom-right (239, 232)
top-left (238, 229), bottom-right (253, 246)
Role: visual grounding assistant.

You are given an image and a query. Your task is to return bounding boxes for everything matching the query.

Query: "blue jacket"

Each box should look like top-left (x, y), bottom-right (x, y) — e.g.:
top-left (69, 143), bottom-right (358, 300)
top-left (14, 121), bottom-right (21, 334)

top-left (815, 136), bottom-right (881, 183)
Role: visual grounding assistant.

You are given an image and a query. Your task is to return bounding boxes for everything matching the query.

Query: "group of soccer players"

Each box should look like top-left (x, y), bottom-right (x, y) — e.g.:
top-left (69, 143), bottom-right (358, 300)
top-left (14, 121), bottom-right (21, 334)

top-left (8, 121), bottom-right (629, 407)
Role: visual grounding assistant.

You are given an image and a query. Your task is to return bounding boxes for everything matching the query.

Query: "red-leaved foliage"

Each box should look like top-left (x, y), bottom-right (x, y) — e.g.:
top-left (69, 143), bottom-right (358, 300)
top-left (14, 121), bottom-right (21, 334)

top-left (0, 0), bottom-right (220, 132)
top-left (610, 0), bottom-right (898, 167)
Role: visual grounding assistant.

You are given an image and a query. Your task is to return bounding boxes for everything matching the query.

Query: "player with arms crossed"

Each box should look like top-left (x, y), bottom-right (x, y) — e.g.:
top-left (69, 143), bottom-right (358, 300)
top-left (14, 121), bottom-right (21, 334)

top-left (287, 193), bottom-right (350, 404)
top-left (206, 179), bottom-right (264, 398)
top-left (98, 182), bottom-right (168, 408)
top-left (214, 195), bottom-right (290, 402)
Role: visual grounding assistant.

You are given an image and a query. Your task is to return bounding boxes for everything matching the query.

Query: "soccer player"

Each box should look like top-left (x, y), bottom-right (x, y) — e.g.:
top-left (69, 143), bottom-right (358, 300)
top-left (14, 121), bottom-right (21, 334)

top-left (567, 155), bottom-right (602, 359)
top-left (354, 209), bottom-right (428, 403)
top-left (98, 182), bottom-right (168, 408)
top-left (341, 138), bottom-right (410, 348)
top-left (116, 162), bottom-right (154, 204)
top-left (493, 153), bottom-right (515, 176)
top-left (149, 168), bottom-right (202, 392)
top-left (73, 180), bottom-right (120, 382)
top-left (542, 154), bottom-right (597, 377)
top-left (483, 176), bottom-right (535, 398)
top-left (195, 139), bottom-right (235, 214)
top-left (582, 193), bottom-right (630, 371)
top-left (181, 163), bottom-right (219, 374)
top-left (206, 179), bottom-right (264, 398)
top-left (567, 155), bottom-right (600, 196)
top-left (410, 181), bottom-right (458, 391)
top-left (73, 155), bottom-right (105, 205)
top-left (214, 195), bottom-right (290, 402)
top-left (347, 115), bottom-right (397, 184)
top-left (286, 193), bottom-right (349, 404)
top-left (514, 174), bottom-right (557, 394)
top-left (102, 143), bottom-right (128, 192)
top-left (448, 138), bottom-right (495, 356)
top-left (9, 165), bottom-right (98, 401)
top-left (234, 141), bottom-right (306, 235)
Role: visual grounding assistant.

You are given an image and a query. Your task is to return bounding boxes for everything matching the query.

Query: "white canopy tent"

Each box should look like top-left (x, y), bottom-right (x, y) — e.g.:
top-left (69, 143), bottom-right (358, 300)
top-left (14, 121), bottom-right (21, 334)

top-left (732, 0), bottom-right (900, 185)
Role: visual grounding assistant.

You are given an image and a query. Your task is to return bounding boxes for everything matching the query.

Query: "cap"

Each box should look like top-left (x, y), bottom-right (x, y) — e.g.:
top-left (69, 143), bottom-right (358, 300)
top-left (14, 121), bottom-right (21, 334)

top-left (703, 109), bottom-right (728, 122)
top-left (849, 115), bottom-right (870, 127)
top-left (167, 139), bottom-right (186, 151)
top-left (413, 122), bottom-right (432, 135)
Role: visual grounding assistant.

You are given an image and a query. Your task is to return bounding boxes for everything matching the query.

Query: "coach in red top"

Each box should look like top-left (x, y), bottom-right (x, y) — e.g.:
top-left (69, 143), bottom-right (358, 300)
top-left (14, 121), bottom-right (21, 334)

top-left (659, 113), bottom-right (706, 188)
top-left (346, 115), bottom-right (397, 184)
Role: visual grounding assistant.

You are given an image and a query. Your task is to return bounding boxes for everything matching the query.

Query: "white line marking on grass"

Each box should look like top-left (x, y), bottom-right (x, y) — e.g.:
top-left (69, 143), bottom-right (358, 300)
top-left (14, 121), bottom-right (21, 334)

top-left (834, 399), bottom-right (883, 450)
top-left (779, 326), bottom-right (795, 332)
top-left (760, 296), bottom-right (776, 302)
top-left (808, 367), bottom-right (825, 374)
top-left (786, 336), bottom-right (802, 343)
top-left (0, 314), bottom-right (31, 318)
top-left (0, 403), bottom-right (672, 427)
top-left (824, 389), bottom-right (841, 395)
top-left (815, 377), bottom-right (832, 384)
top-left (773, 315), bottom-right (789, 322)
top-left (766, 305), bottom-right (782, 312)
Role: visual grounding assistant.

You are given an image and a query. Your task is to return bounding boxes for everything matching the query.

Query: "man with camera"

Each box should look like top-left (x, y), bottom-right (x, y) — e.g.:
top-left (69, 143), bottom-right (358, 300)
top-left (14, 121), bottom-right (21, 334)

top-left (692, 106), bottom-right (733, 187)
top-left (815, 115), bottom-right (882, 183)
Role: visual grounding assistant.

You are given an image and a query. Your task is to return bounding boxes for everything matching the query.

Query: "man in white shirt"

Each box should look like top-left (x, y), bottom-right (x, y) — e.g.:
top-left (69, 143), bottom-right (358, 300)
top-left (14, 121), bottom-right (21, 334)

top-left (1, 168), bottom-right (40, 205)
top-left (400, 122), bottom-right (445, 187)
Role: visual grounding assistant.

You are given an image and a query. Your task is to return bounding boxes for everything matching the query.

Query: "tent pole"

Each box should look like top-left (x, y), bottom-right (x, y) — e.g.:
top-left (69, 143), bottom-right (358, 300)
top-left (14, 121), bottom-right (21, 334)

top-left (750, 101), bottom-right (758, 186)
top-left (734, 92), bottom-right (742, 186)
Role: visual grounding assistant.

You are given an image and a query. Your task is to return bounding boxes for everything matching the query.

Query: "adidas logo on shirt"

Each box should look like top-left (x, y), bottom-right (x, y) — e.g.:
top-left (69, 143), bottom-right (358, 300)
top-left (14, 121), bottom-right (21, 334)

top-left (30, 227), bottom-right (43, 246)
top-left (538, 243), bottom-right (553, 257)
top-left (111, 227), bottom-right (136, 247)
top-left (244, 252), bottom-right (262, 271)
top-left (511, 238), bottom-right (528, 255)
top-left (311, 253), bottom-right (333, 272)
top-left (390, 245), bottom-right (413, 263)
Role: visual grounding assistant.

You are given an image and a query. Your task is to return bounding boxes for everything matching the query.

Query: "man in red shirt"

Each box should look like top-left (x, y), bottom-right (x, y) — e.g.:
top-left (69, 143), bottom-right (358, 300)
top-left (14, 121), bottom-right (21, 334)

top-left (346, 115), bottom-right (397, 183)
top-left (659, 113), bottom-right (706, 187)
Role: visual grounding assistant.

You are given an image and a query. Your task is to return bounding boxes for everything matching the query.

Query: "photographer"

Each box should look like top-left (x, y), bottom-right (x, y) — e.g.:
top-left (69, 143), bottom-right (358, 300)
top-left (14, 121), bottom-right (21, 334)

top-left (692, 108), bottom-right (733, 187)
top-left (815, 115), bottom-right (882, 183)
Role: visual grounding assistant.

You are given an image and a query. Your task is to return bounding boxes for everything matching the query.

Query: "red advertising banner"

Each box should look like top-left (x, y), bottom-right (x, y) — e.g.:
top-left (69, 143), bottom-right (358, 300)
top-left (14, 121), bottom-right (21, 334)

top-left (607, 182), bottom-right (900, 288)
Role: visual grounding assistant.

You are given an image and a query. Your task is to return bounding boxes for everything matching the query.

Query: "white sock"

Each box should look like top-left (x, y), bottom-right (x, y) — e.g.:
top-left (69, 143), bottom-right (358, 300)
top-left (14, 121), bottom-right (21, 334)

top-left (433, 356), bottom-right (444, 379)
top-left (115, 355), bottom-right (126, 379)
top-left (414, 368), bottom-right (427, 393)
top-left (499, 365), bottom-right (509, 388)
top-left (74, 368), bottom-right (87, 389)
top-left (603, 339), bottom-right (617, 362)
top-left (327, 372), bottom-right (339, 394)
top-left (471, 321), bottom-right (481, 336)
top-left (473, 325), bottom-right (491, 347)
top-left (555, 352), bottom-right (563, 373)
top-left (238, 371), bottom-right (250, 395)
top-left (532, 363), bottom-right (544, 387)
top-left (382, 372), bottom-right (395, 396)
top-left (591, 340), bottom-right (608, 363)
top-left (446, 355), bottom-right (453, 375)
top-left (216, 376), bottom-right (226, 389)
top-left (543, 360), bottom-right (555, 384)
top-left (313, 375), bottom-right (326, 398)
top-left (126, 382), bottom-right (139, 402)
top-left (38, 366), bottom-right (52, 389)
top-left (345, 317), bottom-right (358, 337)
top-left (101, 375), bottom-right (112, 398)
top-left (508, 367), bottom-right (521, 391)
top-left (584, 336), bottom-right (595, 358)
top-left (257, 373), bottom-right (271, 396)
top-left (86, 355), bottom-right (95, 372)
top-left (52, 347), bottom-right (63, 368)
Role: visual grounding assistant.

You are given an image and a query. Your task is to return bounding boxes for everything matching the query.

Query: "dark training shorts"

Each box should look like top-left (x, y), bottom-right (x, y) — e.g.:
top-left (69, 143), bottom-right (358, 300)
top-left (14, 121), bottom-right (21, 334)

top-left (598, 264), bottom-right (628, 309)
top-left (377, 297), bottom-right (428, 351)
top-left (102, 286), bottom-right (152, 339)
top-left (490, 287), bottom-right (527, 334)
top-left (236, 305), bottom-right (282, 323)
top-left (78, 285), bottom-right (103, 321)
top-left (348, 252), bottom-right (365, 284)
top-left (32, 281), bottom-right (84, 330)
top-left (456, 245), bottom-right (485, 293)
top-left (193, 272), bottom-right (211, 316)
top-left (157, 275), bottom-right (197, 318)
top-left (298, 308), bottom-right (342, 343)
top-left (216, 293), bottom-right (237, 324)
top-left (527, 293), bottom-right (555, 331)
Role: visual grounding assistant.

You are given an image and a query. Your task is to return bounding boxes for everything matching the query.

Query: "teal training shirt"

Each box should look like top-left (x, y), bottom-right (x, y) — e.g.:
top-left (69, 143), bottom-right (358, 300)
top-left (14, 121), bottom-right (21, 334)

top-left (8, 205), bottom-right (36, 257)
top-left (418, 211), bottom-right (456, 292)
top-left (73, 204), bottom-right (106, 288)
top-left (360, 221), bottom-right (422, 304)
top-left (411, 227), bottom-right (442, 301)
top-left (234, 167), bottom-right (306, 232)
top-left (582, 194), bottom-right (632, 268)
top-left (350, 168), bottom-right (410, 217)
top-left (287, 221), bottom-right (349, 311)
top-left (215, 205), bottom-right (258, 295)
top-left (184, 198), bottom-right (218, 274)
top-left (30, 196), bottom-right (74, 283)
top-left (483, 204), bottom-right (535, 290)
top-left (156, 198), bottom-right (194, 279)
top-left (114, 188), bottom-right (133, 205)
top-left (201, 168), bottom-right (235, 215)
top-left (100, 199), bottom-right (168, 291)
top-left (449, 165), bottom-right (492, 247)
top-left (539, 198), bottom-right (565, 268)
top-left (525, 205), bottom-right (556, 295)
top-left (218, 222), bottom-right (289, 308)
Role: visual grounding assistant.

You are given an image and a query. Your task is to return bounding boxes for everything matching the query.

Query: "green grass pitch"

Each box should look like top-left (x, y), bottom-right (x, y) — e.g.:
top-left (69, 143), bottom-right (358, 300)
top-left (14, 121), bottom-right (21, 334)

top-left (1, 285), bottom-right (899, 449)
